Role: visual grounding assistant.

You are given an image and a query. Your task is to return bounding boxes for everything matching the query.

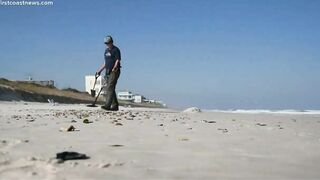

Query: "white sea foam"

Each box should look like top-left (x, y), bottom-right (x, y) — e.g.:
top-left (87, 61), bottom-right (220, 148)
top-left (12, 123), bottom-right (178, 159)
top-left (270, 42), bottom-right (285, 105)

top-left (204, 109), bottom-right (320, 115)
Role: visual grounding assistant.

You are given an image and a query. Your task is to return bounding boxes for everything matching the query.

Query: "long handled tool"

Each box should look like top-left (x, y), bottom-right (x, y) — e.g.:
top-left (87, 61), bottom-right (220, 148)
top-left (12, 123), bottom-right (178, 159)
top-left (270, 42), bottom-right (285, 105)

top-left (87, 74), bottom-right (107, 107)
top-left (90, 73), bottom-right (99, 97)
top-left (87, 85), bottom-right (104, 107)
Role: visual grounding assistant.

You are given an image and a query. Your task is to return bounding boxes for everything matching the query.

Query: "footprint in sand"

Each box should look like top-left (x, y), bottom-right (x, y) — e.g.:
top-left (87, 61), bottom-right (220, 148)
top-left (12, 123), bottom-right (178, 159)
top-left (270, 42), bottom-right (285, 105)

top-left (0, 139), bottom-right (29, 151)
top-left (178, 138), bottom-right (189, 141)
top-left (0, 157), bottom-right (57, 179)
top-left (217, 128), bottom-right (228, 133)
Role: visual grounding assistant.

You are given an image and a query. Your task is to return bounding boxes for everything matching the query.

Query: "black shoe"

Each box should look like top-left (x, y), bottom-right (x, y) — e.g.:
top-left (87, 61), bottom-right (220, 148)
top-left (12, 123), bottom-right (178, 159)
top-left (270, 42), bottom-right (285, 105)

top-left (101, 105), bottom-right (119, 111)
top-left (110, 107), bottom-right (119, 111)
top-left (101, 105), bottom-right (110, 111)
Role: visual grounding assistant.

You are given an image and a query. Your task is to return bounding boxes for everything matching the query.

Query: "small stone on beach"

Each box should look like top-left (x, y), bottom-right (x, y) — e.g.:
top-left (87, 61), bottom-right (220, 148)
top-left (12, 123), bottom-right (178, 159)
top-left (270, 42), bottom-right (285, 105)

top-left (115, 122), bottom-right (123, 126)
top-left (83, 119), bottom-right (92, 124)
top-left (110, 144), bottom-right (124, 147)
top-left (60, 125), bottom-right (77, 132)
top-left (67, 125), bottom-right (76, 131)
top-left (202, 120), bottom-right (216, 123)
top-left (256, 123), bottom-right (267, 126)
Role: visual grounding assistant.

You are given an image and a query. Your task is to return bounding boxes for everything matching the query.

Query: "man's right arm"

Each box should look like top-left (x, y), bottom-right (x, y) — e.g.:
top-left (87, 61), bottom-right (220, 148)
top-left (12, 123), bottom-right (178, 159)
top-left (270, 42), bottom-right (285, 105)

top-left (96, 63), bottom-right (106, 76)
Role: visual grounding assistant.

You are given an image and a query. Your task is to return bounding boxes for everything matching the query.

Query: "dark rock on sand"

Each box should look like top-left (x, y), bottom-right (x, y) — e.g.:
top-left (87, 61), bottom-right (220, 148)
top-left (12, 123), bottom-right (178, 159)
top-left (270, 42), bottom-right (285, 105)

top-left (56, 151), bottom-right (89, 161)
top-left (110, 144), bottom-right (124, 147)
top-left (256, 123), bottom-right (267, 126)
top-left (115, 122), bottom-right (123, 126)
top-left (203, 120), bottom-right (216, 123)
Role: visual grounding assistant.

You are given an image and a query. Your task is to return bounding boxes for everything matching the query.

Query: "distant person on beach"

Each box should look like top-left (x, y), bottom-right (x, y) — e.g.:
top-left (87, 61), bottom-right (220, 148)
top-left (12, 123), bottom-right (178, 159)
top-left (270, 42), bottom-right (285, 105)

top-left (96, 35), bottom-right (121, 111)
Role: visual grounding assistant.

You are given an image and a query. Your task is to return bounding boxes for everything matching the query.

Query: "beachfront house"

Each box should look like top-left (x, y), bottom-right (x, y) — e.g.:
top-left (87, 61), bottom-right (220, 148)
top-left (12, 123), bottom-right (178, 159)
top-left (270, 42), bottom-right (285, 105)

top-left (117, 90), bottom-right (134, 101)
top-left (85, 75), bottom-right (107, 96)
top-left (133, 94), bottom-right (145, 103)
top-left (116, 91), bottom-right (146, 103)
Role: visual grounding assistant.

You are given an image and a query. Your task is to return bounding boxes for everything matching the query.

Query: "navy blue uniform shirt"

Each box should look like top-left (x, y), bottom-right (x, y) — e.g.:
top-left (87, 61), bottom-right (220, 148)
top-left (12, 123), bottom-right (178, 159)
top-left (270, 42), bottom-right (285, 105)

top-left (104, 45), bottom-right (121, 75)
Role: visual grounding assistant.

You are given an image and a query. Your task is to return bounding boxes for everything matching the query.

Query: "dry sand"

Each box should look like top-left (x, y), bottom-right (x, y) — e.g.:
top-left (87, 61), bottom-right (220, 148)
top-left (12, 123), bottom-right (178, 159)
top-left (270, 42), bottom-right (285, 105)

top-left (0, 101), bottom-right (320, 180)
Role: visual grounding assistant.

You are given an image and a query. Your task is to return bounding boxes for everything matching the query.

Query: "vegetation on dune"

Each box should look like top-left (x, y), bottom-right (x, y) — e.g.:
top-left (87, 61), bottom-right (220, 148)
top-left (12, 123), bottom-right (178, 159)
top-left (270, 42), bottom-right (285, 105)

top-left (0, 78), bottom-right (165, 108)
top-left (0, 78), bottom-right (93, 101)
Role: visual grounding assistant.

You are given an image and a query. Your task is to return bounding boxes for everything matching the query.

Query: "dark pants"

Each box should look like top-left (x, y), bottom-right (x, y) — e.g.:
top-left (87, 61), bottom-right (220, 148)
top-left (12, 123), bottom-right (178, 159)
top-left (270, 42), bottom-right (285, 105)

top-left (105, 68), bottom-right (120, 108)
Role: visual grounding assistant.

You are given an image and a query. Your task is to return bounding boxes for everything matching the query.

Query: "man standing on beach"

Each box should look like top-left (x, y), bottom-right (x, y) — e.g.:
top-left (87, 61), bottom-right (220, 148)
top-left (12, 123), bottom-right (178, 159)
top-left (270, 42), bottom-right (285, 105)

top-left (96, 35), bottom-right (121, 111)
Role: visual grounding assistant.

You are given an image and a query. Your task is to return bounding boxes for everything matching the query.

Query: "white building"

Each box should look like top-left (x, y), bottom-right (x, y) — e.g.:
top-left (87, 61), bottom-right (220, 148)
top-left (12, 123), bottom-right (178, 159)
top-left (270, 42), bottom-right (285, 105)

top-left (85, 75), bottom-right (107, 96)
top-left (133, 94), bottom-right (145, 103)
top-left (133, 95), bottom-right (142, 103)
top-left (116, 90), bottom-right (146, 103)
top-left (117, 90), bottom-right (134, 101)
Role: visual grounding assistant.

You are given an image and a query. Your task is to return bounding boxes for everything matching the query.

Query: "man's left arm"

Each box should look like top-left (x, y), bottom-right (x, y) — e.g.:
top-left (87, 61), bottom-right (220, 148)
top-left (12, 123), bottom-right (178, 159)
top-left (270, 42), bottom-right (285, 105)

top-left (112, 59), bottom-right (120, 71)
top-left (112, 49), bottom-right (121, 72)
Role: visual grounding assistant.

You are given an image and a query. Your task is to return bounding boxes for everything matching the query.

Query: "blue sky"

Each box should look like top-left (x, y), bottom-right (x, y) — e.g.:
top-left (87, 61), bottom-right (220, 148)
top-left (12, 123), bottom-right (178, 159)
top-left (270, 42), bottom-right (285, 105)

top-left (0, 0), bottom-right (320, 109)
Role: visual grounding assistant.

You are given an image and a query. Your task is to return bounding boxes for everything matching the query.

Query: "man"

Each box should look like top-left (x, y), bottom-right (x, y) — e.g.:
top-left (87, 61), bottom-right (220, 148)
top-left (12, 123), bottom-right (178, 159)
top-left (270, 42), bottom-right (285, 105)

top-left (96, 35), bottom-right (121, 111)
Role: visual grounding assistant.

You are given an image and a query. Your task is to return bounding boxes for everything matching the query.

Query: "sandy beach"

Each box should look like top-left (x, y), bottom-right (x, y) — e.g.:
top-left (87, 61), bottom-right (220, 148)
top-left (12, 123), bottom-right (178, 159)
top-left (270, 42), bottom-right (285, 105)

top-left (0, 101), bottom-right (320, 180)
